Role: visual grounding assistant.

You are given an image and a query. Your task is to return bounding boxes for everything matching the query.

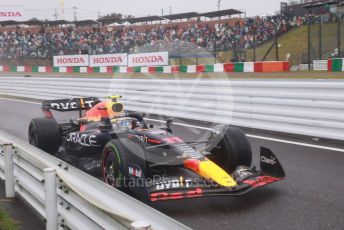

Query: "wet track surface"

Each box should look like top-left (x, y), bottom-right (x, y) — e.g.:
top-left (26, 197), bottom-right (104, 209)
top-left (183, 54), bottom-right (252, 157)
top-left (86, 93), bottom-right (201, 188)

top-left (0, 98), bottom-right (344, 230)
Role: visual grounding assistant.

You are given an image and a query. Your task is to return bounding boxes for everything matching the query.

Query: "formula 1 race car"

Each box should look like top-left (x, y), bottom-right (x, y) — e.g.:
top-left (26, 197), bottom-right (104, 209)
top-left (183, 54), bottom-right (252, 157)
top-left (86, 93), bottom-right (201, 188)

top-left (28, 96), bottom-right (285, 201)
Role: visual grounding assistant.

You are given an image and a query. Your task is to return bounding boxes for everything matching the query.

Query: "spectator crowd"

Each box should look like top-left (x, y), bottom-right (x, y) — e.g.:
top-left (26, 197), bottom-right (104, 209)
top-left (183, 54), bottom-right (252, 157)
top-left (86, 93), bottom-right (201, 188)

top-left (0, 14), bottom-right (306, 59)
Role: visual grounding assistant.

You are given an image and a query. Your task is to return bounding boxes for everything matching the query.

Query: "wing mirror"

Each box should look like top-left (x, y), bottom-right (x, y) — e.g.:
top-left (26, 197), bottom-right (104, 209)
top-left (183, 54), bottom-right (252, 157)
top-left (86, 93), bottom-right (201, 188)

top-left (166, 118), bottom-right (173, 133)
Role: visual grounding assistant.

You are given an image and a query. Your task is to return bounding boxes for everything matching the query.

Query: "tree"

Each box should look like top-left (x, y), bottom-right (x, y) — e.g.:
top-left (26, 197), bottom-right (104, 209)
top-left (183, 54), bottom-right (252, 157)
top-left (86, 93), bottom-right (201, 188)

top-left (98, 12), bottom-right (123, 19)
top-left (124, 15), bottom-right (134, 19)
top-left (28, 17), bottom-right (40, 21)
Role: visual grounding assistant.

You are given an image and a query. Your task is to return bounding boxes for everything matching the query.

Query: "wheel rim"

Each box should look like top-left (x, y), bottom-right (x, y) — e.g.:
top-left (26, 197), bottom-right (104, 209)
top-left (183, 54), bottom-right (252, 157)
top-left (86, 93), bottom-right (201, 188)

top-left (102, 149), bottom-right (121, 187)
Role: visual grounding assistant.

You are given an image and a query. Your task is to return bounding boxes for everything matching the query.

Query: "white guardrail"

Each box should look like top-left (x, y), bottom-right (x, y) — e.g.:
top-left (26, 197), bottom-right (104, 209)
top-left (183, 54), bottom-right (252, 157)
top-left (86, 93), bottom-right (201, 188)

top-left (0, 131), bottom-right (190, 230)
top-left (0, 77), bottom-right (343, 140)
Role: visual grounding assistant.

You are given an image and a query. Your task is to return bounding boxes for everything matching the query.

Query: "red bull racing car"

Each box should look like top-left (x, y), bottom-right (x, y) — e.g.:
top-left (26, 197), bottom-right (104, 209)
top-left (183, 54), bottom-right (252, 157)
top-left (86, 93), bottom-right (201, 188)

top-left (28, 96), bottom-right (285, 202)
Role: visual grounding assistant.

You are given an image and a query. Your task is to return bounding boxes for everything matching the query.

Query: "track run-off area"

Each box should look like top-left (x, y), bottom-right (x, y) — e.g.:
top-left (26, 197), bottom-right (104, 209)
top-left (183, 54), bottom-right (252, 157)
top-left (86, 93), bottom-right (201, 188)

top-left (0, 97), bottom-right (343, 230)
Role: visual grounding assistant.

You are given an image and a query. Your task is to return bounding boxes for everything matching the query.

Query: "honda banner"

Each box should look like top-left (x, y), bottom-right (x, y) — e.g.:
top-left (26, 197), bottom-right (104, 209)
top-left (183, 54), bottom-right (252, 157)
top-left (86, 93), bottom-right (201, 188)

top-left (128, 52), bottom-right (169, 67)
top-left (53, 55), bottom-right (89, 67)
top-left (89, 53), bottom-right (128, 67)
top-left (0, 6), bottom-right (24, 21)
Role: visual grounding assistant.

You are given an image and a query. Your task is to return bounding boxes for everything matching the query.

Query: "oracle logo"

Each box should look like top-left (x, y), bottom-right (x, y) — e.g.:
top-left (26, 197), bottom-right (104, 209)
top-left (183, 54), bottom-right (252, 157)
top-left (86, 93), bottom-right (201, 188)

top-left (0, 12), bottom-right (22, 17)
top-left (132, 56), bottom-right (164, 64)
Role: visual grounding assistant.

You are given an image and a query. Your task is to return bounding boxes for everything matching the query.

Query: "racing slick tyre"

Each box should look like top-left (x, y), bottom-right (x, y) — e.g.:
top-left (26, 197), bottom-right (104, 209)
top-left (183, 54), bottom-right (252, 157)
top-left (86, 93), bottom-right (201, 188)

top-left (101, 138), bottom-right (148, 200)
top-left (209, 126), bottom-right (252, 173)
top-left (28, 118), bottom-right (61, 154)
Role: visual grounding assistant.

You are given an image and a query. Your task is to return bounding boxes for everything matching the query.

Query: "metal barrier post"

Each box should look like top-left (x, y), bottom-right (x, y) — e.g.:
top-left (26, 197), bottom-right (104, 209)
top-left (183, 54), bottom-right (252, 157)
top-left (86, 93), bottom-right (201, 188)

top-left (131, 221), bottom-right (151, 230)
top-left (3, 144), bottom-right (15, 198)
top-left (44, 168), bottom-right (58, 230)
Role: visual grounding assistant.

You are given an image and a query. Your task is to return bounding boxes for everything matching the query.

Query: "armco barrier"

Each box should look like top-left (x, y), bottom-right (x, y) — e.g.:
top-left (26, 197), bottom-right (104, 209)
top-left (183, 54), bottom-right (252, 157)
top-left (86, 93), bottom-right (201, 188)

top-left (0, 61), bottom-right (289, 74)
top-left (0, 77), bottom-right (343, 141)
top-left (328, 58), bottom-right (344, 72)
top-left (0, 131), bottom-right (190, 230)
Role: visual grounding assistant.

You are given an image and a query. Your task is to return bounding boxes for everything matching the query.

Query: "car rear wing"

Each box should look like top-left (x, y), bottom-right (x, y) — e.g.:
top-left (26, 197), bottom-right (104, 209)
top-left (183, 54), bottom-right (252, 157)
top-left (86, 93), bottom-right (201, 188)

top-left (42, 97), bottom-right (101, 117)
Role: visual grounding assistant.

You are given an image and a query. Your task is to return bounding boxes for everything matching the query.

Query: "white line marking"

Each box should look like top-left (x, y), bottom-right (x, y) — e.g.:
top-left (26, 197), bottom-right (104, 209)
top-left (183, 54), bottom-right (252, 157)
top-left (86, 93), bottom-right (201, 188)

top-left (0, 98), bottom-right (41, 105)
top-left (145, 118), bottom-right (344, 153)
top-left (246, 134), bottom-right (344, 153)
top-left (2, 99), bottom-right (344, 153)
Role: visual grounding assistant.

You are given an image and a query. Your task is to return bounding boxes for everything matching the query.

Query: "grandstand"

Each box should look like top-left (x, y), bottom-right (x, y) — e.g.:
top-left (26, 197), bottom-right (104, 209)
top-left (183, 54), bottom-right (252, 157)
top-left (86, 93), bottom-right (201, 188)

top-left (0, 3), bottom-right (343, 67)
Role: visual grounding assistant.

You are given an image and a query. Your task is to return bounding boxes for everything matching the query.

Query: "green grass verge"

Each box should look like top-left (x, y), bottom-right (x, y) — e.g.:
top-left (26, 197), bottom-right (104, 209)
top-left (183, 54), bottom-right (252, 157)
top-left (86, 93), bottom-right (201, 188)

top-left (0, 206), bottom-right (18, 230)
top-left (174, 22), bottom-right (344, 65)
top-left (246, 23), bottom-right (344, 65)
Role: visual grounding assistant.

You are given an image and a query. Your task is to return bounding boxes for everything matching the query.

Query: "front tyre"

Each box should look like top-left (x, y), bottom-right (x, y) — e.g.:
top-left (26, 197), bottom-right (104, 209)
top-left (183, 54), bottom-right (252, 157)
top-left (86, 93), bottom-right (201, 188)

top-left (101, 138), bottom-right (148, 199)
top-left (208, 126), bottom-right (252, 173)
top-left (102, 140), bottom-right (124, 187)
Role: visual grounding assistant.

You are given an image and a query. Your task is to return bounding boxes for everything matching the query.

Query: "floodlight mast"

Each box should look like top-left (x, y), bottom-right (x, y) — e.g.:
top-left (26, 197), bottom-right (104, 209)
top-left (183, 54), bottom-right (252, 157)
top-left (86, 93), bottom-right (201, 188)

top-left (217, 0), bottom-right (222, 11)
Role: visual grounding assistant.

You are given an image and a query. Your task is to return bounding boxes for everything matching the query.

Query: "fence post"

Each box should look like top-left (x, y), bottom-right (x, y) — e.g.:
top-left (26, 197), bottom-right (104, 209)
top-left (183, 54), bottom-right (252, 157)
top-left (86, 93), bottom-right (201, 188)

top-left (253, 31), bottom-right (256, 62)
top-left (275, 34), bottom-right (279, 61)
top-left (337, 1), bottom-right (341, 58)
top-left (44, 168), bottom-right (58, 230)
top-left (307, 10), bottom-right (312, 71)
top-left (196, 47), bottom-right (199, 65)
top-left (214, 39), bottom-right (217, 64)
top-left (3, 144), bottom-right (15, 198)
top-left (319, 15), bottom-right (323, 60)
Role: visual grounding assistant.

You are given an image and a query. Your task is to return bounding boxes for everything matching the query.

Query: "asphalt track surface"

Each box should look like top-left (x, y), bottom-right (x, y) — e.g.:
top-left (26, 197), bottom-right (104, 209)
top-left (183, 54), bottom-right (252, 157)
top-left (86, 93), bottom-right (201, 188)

top-left (0, 98), bottom-right (344, 230)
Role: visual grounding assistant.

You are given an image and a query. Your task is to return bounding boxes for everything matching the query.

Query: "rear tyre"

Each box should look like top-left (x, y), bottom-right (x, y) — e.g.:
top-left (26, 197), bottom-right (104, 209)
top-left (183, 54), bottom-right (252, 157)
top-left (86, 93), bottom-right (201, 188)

top-left (101, 138), bottom-right (148, 199)
top-left (208, 126), bottom-right (252, 173)
top-left (28, 118), bottom-right (61, 154)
